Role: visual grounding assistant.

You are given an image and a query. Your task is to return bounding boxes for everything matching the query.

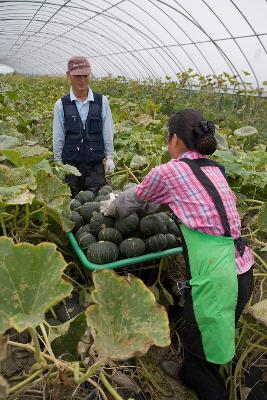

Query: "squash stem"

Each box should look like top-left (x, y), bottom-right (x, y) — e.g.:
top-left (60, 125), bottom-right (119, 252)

top-left (29, 328), bottom-right (41, 363)
top-left (76, 361), bottom-right (101, 384)
top-left (0, 216), bottom-right (7, 236)
top-left (99, 371), bottom-right (124, 400)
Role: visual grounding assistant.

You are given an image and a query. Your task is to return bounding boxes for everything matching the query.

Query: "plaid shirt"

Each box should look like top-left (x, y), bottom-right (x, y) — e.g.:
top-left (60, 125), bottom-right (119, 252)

top-left (135, 150), bottom-right (253, 275)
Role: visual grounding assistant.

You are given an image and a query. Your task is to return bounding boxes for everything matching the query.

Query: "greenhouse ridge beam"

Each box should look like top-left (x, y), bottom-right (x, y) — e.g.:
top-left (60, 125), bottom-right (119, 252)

top-left (0, 0), bottom-right (266, 86)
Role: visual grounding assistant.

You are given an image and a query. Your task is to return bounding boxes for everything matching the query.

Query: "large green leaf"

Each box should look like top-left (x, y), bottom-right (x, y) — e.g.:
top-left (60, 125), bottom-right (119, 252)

top-left (86, 270), bottom-right (170, 362)
top-left (0, 237), bottom-right (72, 333)
top-left (0, 165), bottom-right (36, 205)
top-left (234, 126), bottom-right (258, 137)
top-left (0, 135), bottom-right (21, 150)
top-left (35, 170), bottom-right (73, 232)
top-left (130, 155), bottom-right (148, 169)
top-left (0, 145), bottom-right (52, 167)
top-left (52, 313), bottom-right (87, 359)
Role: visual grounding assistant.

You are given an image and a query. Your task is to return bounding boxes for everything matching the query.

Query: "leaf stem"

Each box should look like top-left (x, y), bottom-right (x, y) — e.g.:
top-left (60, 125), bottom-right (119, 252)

top-left (253, 251), bottom-right (267, 271)
top-left (0, 216), bottom-right (7, 236)
top-left (28, 328), bottom-right (41, 363)
top-left (76, 361), bottom-right (101, 384)
top-left (99, 372), bottom-right (124, 400)
top-left (124, 165), bottom-right (140, 184)
top-left (8, 367), bottom-right (48, 394)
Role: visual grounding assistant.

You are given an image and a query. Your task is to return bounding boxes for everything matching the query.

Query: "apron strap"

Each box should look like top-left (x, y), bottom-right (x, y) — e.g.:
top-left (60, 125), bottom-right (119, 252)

top-left (180, 158), bottom-right (231, 237)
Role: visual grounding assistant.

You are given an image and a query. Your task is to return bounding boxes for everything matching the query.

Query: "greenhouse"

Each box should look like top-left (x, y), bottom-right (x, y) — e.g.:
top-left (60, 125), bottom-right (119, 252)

top-left (0, 1), bottom-right (266, 400)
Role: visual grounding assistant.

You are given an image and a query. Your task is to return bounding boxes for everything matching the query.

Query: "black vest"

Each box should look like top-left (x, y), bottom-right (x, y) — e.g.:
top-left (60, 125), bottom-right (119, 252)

top-left (62, 91), bottom-right (105, 165)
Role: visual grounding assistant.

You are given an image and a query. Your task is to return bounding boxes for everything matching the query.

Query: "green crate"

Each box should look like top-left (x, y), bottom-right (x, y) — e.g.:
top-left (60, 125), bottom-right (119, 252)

top-left (67, 232), bottom-right (183, 271)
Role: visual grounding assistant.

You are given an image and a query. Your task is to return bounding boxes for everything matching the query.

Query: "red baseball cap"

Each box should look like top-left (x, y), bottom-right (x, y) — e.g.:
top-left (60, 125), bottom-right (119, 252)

top-left (67, 56), bottom-right (91, 75)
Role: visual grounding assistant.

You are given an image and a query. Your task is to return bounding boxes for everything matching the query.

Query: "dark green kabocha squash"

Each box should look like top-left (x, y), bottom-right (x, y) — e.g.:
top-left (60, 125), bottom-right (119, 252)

top-left (70, 199), bottom-right (81, 211)
top-left (114, 213), bottom-right (139, 237)
top-left (145, 233), bottom-right (167, 253)
top-left (89, 213), bottom-right (114, 236)
top-left (98, 185), bottom-right (113, 196)
top-left (140, 214), bottom-right (167, 237)
top-left (119, 237), bottom-right (146, 258)
top-left (71, 210), bottom-right (84, 230)
top-left (157, 212), bottom-right (172, 228)
top-left (165, 233), bottom-right (180, 249)
top-left (98, 228), bottom-right (123, 246)
top-left (94, 194), bottom-right (110, 202)
top-left (168, 219), bottom-right (180, 236)
top-left (75, 224), bottom-right (91, 240)
top-left (75, 190), bottom-right (95, 204)
top-left (77, 232), bottom-right (96, 250)
top-left (79, 202), bottom-right (100, 223)
top-left (87, 241), bottom-right (119, 264)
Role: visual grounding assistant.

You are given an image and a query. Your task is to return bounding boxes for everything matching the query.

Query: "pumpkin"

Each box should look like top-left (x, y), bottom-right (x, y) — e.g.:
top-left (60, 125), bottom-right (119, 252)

top-left (89, 213), bottom-right (114, 236)
top-left (75, 190), bottom-right (95, 204)
top-left (77, 232), bottom-right (96, 249)
top-left (98, 185), bottom-right (113, 196)
top-left (140, 214), bottom-right (167, 237)
top-left (165, 233), bottom-right (180, 249)
top-left (95, 194), bottom-right (110, 202)
top-left (114, 213), bottom-right (139, 237)
top-left (71, 210), bottom-right (84, 230)
top-left (79, 202), bottom-right (100, 223)
top-left (87, 241), bottom-right (119, 264)
top-left (98, 228), bottom-right (123, 246)
top-left (168, 220), bottom-right (180, 236)
top-left (145, 233), bottom-right (167, 253)
top-left (75, 224), bottom-right (91, 239)
top-left (70, 199), bottom-right (81, 211)
top-left (119, 237), bottom-right (146, 258)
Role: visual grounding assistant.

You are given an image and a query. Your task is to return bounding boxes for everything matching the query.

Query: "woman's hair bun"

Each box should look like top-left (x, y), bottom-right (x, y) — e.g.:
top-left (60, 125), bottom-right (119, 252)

top-left (194, 120), bottom-right (217, 155)
top-left (194, 120), bottom-right (215, 138)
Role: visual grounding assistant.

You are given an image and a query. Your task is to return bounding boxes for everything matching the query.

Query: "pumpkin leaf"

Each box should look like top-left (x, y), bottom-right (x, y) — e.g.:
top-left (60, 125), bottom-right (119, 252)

top-left (258, 203), bottom-right (267, 232)
top-left (86, 270), bottom-right (170, 362)
top-left (54, 163), bottom-right (81, 178)
top-left (0, 135), bottom-right (22, 150)
top-left (111, 173), bottom-right (128, 189)
top-left (35, 170), bottom-right (73, 232)
top-left (234, 126), bottom-right (258, 137)
top-left (0, 237), bottom-right (72, 333)
top-left (52, 313), bottom-right (87, 359)
top-left (0, 165), bottom-right (36, 205)
top-left (0, 145), bottom-right (52, 167)
top-left (130, 155), bottom-right (148, 169)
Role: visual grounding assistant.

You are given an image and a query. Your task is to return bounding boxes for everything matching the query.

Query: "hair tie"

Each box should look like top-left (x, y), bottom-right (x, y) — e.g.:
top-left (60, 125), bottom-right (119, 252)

top-left (194, 120), bottom-right (215, 138)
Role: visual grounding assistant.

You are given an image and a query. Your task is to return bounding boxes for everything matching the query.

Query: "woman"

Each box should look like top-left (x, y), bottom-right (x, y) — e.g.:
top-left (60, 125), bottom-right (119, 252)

top-left (100, 109), bottom-right (254, 400)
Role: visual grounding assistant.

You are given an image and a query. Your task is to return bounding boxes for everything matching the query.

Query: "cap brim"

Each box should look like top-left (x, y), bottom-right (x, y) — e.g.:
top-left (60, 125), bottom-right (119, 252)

top-left (69, 68), bottom-right (91, 76)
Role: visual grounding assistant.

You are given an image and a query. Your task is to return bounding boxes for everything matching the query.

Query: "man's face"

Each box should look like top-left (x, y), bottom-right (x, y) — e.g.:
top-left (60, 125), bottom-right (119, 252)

top-left (67, 73), bottom-right (90, 92)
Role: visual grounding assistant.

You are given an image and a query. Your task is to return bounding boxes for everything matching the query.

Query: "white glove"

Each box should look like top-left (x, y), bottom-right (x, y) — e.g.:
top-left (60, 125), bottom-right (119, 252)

top-left (100, 193), bottom-right (117, 216)
top-left (105, 158), bottom-right (115, 174)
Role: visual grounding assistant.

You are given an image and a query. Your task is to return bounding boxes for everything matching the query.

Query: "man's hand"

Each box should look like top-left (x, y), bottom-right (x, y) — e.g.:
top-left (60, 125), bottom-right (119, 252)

top-left (100, 192), bottom-right (117, 216)
top-left (105, 158), bottom-right (115, 174)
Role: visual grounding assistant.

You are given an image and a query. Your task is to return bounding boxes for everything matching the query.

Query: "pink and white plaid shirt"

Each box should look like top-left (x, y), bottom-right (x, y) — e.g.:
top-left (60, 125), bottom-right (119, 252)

top-left (135, 150), bottom-right (253, 275)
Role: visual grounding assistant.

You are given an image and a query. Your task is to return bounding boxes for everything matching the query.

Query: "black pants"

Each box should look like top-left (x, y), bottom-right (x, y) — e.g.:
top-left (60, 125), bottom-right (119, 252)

top-left (182, 267), bottom-right (254, 400)
top-left (65, 162), bottom-right (106, 197)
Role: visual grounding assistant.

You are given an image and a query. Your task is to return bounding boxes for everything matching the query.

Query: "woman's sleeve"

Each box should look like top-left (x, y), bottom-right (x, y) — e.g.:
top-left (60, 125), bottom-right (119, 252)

top-left (135, 166), bottom-right (170, 204)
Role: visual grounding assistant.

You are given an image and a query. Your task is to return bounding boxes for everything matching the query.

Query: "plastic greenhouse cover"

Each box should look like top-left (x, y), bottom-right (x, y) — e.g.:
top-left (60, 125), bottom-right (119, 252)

top-left (0, 0), bottom-right (266, 87)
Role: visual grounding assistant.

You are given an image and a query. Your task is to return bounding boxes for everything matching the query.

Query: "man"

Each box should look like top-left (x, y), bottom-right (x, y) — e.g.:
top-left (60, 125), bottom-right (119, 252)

top-left (53, 56), bottom-right (115, 196)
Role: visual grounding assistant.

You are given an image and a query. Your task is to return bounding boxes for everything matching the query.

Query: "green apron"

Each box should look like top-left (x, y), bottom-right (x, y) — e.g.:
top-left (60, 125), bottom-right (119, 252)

top-left (178, 158), bottom-right (239, 365)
